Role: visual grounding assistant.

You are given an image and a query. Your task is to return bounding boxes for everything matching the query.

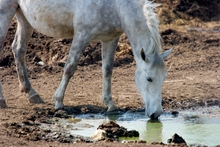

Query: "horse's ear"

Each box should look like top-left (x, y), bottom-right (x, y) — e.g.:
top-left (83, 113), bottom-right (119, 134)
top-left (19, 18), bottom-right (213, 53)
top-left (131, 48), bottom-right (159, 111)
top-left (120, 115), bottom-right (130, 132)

top-left (160, 47), bottom-right (173, 60)
top-left (141, 48), bottom-right (148, 62)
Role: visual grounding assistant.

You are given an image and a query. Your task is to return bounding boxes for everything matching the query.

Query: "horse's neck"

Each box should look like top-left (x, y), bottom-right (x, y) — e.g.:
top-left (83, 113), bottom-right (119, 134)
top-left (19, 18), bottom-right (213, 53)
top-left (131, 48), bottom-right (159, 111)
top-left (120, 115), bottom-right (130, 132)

top-left (115, 0), bottom-right (159, 55)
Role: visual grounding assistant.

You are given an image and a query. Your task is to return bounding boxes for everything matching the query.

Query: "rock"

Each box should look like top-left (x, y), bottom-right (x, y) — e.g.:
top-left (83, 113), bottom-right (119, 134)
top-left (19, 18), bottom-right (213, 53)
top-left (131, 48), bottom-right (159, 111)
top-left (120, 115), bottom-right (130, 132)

top-left (92, 129), bottom-right (106, 141)
top-left (96, 121), bottom-right (139, 141)
top-left (168, 133), bottom-right (186, 144)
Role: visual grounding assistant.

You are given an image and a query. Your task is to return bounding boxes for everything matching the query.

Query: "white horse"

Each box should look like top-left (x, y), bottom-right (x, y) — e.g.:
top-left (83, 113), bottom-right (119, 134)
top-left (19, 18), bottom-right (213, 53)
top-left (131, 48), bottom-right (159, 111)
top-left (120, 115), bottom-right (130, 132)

top-left (0, 0), bottom-right (172, 119)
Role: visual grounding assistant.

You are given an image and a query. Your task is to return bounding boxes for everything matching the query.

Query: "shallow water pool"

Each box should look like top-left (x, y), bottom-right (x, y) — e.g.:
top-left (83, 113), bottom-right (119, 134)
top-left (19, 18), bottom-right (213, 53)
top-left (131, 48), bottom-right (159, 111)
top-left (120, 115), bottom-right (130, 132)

top-left (45, 106), bottom-right (220, 146)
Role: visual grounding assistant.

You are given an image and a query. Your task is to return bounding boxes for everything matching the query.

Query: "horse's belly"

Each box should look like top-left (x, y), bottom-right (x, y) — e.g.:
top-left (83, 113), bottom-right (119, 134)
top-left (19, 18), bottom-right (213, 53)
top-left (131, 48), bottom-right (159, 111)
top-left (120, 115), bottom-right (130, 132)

top-left (19, 1), bottom-right (74, 38)
top-left (30, 21), bottom-right (74, 39)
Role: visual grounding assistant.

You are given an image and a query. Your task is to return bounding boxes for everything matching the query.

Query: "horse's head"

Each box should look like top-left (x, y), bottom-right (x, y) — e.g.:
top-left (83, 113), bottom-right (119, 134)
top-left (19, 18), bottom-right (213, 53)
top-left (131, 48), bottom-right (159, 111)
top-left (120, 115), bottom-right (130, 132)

top-left (135, 48), bottom-right (172, 119)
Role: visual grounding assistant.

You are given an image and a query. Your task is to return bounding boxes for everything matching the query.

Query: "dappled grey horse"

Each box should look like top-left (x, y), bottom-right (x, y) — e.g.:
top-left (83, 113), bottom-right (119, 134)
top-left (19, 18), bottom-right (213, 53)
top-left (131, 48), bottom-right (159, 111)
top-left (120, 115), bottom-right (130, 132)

top-left (0, 0), bottom-right (172, 119)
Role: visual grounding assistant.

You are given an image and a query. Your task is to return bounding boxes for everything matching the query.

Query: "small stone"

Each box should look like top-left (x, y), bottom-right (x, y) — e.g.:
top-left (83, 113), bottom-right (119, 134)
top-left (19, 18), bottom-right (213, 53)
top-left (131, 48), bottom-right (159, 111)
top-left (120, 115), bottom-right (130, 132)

top-left (171, 111), bottom-right (179, 115)
top-left (167, 138), bottom-right (172, 143)
top-left (38, 61), bottom-right (45, 66)
top-left (127, 140), bottom-right (135, 143)
top-left (121, 140), bottom-right (128, 143)
top-left (137, 140), bottom-right (147, 143)
top-left (92, 129), bottom-right (106, 141)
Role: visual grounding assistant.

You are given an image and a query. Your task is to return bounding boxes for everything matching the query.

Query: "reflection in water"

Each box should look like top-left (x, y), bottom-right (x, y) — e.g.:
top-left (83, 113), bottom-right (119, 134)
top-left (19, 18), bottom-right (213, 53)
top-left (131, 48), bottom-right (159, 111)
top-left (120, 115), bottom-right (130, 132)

top-left (106, 113), bottom-right (122, 120)
top-left (143, 120), bottom-right (163, 143)
top-left (118, 119), bottom-right (164, 143)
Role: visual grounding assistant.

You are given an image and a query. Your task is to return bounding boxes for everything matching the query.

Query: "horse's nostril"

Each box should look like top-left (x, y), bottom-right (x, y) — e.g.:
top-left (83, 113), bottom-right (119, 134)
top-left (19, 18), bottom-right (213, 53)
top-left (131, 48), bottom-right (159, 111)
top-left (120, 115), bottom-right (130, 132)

top-left (150, 113), bottom-right (159, 120)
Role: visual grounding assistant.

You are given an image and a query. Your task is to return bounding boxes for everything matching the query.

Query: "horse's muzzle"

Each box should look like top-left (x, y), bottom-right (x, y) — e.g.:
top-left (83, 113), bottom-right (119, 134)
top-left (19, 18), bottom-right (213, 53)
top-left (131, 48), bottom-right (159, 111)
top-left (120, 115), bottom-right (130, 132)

top-left (148, 108), bottom-right (162, 120)
top-left (150, 113), bottom-right (159, 120)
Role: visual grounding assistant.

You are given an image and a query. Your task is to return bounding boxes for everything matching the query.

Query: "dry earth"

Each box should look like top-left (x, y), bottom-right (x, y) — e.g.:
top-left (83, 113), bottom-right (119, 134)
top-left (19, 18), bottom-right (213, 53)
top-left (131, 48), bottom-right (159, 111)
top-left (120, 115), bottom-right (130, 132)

top-left (0, 0), bottom-right (220, 146)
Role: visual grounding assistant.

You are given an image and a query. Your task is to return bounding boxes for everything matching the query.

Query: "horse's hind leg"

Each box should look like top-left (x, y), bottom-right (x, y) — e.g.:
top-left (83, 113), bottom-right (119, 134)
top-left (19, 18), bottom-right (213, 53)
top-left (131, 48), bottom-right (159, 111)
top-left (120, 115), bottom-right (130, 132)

top-left (0, 0), bottom-right (18, 108)
top-left (12, 10), bottom-right (44, 103)
top-left (101, 38), bottom-right (119, 112)
top-left (0, 84), bottom-right (7, 108)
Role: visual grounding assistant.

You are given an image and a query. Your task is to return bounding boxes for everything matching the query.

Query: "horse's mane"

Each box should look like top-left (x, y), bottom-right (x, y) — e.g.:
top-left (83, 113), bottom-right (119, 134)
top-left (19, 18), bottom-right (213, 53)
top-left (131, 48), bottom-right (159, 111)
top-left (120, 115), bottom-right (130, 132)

top-left (143, 1), bottom-right (162, 54)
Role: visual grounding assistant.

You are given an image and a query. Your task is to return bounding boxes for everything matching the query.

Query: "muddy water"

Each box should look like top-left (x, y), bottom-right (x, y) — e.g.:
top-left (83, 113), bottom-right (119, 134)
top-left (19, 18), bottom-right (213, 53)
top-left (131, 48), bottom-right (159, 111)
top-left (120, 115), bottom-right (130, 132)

top-left (42, 106), bottom-right (220, 146)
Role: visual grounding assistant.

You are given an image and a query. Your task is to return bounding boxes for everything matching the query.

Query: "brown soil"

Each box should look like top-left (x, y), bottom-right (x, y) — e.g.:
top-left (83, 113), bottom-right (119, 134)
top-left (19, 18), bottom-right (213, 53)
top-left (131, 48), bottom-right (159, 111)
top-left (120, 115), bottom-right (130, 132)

top-left (0, 0), bottom-right (220, 146)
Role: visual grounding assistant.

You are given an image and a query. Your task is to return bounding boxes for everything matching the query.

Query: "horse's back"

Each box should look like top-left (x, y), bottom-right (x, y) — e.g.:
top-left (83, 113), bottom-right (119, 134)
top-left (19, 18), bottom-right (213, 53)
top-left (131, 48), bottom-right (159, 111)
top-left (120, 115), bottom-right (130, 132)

top-left (17, 0), bottom-right (122, 39)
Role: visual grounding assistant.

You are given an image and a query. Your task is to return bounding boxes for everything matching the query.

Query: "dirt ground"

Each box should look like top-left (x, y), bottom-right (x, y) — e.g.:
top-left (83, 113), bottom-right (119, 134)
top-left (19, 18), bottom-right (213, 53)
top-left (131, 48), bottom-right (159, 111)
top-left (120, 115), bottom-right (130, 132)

top-left (0, 0), bottom-right (220, 146)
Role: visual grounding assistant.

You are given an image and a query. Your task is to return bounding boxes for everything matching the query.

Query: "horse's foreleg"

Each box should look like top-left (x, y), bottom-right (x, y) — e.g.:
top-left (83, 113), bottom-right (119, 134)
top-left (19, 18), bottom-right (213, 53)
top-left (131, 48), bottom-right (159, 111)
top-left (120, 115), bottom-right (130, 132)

top-left (53, 31), bottom-right (90, 109)
top-left (12, 10), bottom-right (44, 104)
top-left (101, 38), bottom-right (119, 112)
top-left (0, 0), bottom-right (18, 108)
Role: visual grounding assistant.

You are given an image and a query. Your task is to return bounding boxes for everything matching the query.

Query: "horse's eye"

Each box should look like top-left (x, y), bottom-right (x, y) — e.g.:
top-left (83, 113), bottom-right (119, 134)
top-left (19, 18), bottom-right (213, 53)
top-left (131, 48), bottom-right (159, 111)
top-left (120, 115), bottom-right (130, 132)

top-left (147, 77), bottom-right (153, 82)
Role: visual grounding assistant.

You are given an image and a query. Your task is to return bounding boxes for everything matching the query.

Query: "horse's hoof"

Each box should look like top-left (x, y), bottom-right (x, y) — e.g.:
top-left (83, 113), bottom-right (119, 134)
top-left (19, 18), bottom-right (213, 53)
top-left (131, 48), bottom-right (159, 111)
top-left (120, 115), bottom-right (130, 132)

top-left (29, 94), bottom-right (45, 104)
top-left (107, 105), bottom-right (118, 112)
top-left (55, 101), bottom-right (64, 110)
top-left (0, 99), bottom-right (8, 109)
